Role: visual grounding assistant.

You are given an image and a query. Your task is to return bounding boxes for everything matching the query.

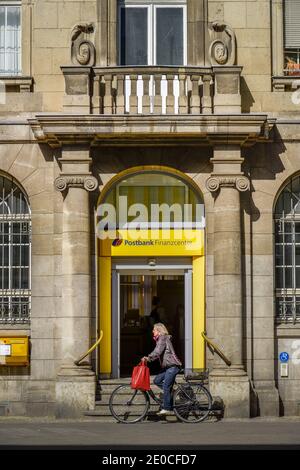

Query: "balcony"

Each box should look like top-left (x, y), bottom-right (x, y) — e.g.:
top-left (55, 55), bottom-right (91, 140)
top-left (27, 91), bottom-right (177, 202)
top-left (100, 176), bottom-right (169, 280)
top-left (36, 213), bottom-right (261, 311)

top-left (30, 64), bottom-right (273, 149)
top-left (61, 65), bottom-right (243, 115)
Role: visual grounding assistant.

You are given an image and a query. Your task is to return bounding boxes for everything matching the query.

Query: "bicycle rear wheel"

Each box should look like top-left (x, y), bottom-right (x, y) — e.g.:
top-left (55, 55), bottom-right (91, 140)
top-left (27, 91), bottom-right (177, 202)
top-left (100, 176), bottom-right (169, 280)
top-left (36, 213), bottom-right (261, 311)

top-left (109, 385), bottom-right (150, 423)
top-left (173, 383), bottom-right (212, 423)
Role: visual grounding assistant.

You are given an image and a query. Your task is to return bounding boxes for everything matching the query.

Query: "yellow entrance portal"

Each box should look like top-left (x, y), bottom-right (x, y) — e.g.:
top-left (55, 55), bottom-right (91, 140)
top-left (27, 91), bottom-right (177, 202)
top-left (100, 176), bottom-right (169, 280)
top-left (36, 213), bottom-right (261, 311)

top-left (97, 166), bottom-right (206, 376)
top-left (99, 230), bottom-right (205, 375)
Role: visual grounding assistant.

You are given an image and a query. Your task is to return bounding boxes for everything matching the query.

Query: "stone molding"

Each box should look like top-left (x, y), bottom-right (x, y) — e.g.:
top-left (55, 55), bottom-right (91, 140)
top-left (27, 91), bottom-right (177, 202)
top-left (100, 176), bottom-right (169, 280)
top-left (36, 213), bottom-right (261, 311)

top-left (272, 76), bottom-right (300, 92)
top-left (28, 114), bottom-right (275, 148)
top-left (54, 174), bottom-right (98, 192)
top-left (206, 175), bottom-right (250, 192)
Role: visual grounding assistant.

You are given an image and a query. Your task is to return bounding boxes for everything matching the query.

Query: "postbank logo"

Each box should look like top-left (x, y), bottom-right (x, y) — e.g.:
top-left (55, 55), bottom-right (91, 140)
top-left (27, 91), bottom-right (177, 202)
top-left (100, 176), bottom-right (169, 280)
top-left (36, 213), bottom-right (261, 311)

top-left (112, 238), bottom-right (123, 247)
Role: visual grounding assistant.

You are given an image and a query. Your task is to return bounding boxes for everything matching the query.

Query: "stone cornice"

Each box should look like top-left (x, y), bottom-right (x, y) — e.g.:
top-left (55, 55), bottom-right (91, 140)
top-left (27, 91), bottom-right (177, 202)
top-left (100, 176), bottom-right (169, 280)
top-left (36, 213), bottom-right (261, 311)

top-left (206, 175), bottom-right (250, 192)
top-left (28, 114), bottom-right (276, 149)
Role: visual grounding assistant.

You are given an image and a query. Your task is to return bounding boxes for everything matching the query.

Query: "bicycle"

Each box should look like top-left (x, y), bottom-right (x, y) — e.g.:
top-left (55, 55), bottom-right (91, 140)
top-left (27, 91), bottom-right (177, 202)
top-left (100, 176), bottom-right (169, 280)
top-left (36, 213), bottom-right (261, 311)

top-left (109, 368), bottom-right (212, 424)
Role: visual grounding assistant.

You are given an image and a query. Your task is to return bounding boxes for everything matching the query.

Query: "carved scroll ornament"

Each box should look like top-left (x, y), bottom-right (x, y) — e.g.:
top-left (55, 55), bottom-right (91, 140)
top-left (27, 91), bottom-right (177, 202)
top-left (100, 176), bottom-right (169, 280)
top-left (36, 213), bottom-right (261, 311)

top-left (71, 23), bottom-right (96, 66)
top-left (206, 176), bottom-right (250, 193)
top-left (208, 21), bottom-right (236, 66)
top-left (55, 175), bottom-right (98, 192)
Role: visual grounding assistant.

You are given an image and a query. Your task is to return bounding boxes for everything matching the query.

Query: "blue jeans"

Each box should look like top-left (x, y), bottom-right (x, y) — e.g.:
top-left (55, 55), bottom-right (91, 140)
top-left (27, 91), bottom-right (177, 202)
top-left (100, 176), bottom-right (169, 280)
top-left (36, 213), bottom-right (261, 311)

top-left (154, 366), bottom-right (180, 411)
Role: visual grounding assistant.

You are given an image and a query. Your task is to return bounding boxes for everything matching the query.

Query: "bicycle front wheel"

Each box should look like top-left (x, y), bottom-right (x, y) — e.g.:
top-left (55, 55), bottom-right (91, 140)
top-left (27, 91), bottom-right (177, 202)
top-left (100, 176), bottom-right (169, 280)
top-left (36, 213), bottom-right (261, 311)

top-left (173, 383), bottom-right (212, 423)
top-left (109, 385), bottom-right (150, 424)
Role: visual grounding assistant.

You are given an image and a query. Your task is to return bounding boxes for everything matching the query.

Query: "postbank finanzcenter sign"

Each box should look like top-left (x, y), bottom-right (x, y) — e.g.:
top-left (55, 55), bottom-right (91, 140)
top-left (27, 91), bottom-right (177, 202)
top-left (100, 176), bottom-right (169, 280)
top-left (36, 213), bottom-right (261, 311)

top-left (100, 229), bottom-right (205, 257)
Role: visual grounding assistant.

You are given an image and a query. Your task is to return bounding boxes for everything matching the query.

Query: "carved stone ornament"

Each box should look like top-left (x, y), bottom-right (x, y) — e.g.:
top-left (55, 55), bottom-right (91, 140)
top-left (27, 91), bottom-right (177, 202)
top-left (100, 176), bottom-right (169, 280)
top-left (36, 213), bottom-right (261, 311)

top-left (71, 23), bottom-right (96, 66)
top-left (210, 40), bottom-right (228, 65)
top-left (206, 176), bottom-right (250, 193)
top-left (208, 21), bottom-right (236, 66)
top-left (54, 175), bottom-right (98, 192)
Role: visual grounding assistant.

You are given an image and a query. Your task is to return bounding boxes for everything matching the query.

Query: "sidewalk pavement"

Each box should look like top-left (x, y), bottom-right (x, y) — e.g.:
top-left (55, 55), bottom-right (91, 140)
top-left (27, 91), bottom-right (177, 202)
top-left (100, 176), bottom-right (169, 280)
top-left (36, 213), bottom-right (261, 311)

top-left (0, 417), bottom-right (300, 447)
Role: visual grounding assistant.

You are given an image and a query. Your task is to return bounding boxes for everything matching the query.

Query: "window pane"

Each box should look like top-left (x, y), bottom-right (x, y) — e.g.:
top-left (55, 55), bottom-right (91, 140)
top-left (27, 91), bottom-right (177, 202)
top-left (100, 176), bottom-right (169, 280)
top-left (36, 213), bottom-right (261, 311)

top-left (120, 7), bottom-right (148, 65)
top-left (296, 246), bottom-right (300, 265)
top-left (0, 268), bottom-right (9, 289)
top-left (285, 267), bottom-right (293, 288)
top-left (11, 267), bottom-right (19, 288)
top-left (284, 0), bottom-right (300, 49)
top-left (7, 7), bottom-right (20, 30)
top-left (0, 6), bottom-right (21, 75)
top-left (285, 244), bottom-right (293, 265)
top-left (275, 244), bottom-right (283, 266)
top-left (12, 245), bottom-right (20, 266)
top-left (21, 268), bottom-right (29, 289)
top-left (156, 8), bottom-right (184, 65)
top-left (296, 268), bottom-right (300, 288)
top-left (0, 245), bottom-right (9, 266)
top-left (21, 245), bottom-right (29, 266)
top-left (284, 222), bottom-right (292, 233)
top-left (275, 232), bottom-right (283, 244)
top-left (283, 190), bottom-right (292, 214)
top-left (276, 267), bottom-right (284, 288)
top-left (106, 172), bottom-right (202, 228)
top-left (283, 233), bottom-right (293, 243)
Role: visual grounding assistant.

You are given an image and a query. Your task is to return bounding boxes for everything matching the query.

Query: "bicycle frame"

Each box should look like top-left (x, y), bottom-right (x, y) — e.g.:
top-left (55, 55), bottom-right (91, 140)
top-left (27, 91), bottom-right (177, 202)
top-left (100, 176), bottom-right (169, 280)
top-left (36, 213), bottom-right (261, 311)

top-left (126, 388), bottom-right (160, 407)
top-left (143, 380), bottom-right (206, 410)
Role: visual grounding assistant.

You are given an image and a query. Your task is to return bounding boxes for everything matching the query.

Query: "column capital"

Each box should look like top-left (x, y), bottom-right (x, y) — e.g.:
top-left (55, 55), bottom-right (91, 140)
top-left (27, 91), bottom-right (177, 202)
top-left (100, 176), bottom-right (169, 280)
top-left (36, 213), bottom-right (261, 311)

top-left (54, 174), bottom-right (98, 192)
top-left (206, 175), bottom-right (250, 193)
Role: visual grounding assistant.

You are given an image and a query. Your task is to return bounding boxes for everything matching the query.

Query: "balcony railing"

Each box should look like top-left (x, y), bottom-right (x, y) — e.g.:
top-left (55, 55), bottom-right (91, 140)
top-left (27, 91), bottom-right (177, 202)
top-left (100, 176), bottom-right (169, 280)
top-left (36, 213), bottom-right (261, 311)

top-left (93, 66), bottom-right (213, 115)
top-left (61, 65), bottom-right (242, 115)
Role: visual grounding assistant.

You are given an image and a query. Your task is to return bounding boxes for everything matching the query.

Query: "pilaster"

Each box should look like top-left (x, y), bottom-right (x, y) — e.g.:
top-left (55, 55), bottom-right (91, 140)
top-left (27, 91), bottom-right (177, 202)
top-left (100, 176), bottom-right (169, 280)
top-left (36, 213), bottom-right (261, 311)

top-left (54, 145), bottom-right (98, 418)
top-left (206, 145), bottom-right (250, 417)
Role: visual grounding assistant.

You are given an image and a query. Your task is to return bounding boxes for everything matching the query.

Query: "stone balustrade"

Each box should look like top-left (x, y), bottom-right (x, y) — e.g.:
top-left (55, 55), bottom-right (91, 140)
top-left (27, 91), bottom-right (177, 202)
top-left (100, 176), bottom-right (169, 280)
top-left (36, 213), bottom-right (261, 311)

top-left (62, 65), bottom-right (243, 115)
top-left (93, 66), bottom-right (214, 115)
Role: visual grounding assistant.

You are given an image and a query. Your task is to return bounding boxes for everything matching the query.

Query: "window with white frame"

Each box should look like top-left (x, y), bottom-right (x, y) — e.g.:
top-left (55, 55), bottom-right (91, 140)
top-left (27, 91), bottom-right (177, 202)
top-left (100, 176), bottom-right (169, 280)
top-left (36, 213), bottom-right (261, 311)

top-left (119, 0), bottom-right (187, 66)
top-left (0, 174), bottom-right (31, 324)
top-left (0, 1), bottom-right (21, 75)
top-left (284, 0), bottom-right (300, 75)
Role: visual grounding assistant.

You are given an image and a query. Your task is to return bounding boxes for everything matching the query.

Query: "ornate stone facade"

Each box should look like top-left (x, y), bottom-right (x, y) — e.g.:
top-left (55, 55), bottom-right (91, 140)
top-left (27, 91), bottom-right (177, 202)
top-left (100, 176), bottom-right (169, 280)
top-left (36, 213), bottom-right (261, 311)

top-left (0, 0), bottom-right (299, 420)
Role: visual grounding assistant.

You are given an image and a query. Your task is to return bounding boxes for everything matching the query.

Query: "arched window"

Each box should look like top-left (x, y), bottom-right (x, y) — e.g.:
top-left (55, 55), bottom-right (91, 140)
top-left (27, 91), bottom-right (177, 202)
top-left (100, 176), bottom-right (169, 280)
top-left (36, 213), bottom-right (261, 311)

top-left (275, 174), bottom-right (300, 323)
top-left (0, 174), bottom-right (31, 323)
top-left (100, 169), bottom-right (204, 230)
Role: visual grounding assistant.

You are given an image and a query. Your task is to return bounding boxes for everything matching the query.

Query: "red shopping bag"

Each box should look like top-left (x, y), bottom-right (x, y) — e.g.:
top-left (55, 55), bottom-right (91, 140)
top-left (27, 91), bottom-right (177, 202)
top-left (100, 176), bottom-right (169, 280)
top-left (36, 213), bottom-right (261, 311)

top-left (131, 362), bottom-right (150, 391)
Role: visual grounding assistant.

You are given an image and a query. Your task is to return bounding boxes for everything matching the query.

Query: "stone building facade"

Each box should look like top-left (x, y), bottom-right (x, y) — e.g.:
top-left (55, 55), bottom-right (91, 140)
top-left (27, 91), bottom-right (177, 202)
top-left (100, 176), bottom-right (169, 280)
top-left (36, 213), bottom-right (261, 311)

top-left (0, 0), bottom-right (300, 419)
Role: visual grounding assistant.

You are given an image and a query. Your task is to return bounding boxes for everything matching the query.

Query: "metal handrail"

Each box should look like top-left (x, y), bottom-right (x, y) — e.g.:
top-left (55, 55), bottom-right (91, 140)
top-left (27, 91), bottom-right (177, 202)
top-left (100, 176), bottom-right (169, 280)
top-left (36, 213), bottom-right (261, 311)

top-left (74, 330), bottom-right (103, 366)
top-left (201, 331), bottom-right (231, 367)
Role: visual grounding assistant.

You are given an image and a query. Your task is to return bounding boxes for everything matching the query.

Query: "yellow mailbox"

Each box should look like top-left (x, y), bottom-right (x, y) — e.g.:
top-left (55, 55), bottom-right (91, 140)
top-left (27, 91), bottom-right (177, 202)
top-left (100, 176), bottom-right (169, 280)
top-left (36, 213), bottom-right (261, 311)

top-left (0, 336), bottom-right (30, 366)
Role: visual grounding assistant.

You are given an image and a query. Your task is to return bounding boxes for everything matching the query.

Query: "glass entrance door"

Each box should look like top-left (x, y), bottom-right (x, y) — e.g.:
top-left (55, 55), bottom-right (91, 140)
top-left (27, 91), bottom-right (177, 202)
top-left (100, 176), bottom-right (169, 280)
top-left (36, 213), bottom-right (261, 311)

top-left (111, 263), bottom-right (192, 378)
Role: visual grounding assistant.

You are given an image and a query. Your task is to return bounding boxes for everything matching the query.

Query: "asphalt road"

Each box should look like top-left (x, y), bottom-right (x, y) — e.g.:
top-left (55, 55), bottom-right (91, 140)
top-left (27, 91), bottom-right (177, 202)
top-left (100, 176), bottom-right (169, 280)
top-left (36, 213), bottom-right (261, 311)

top-left (0, 418), bottom-right (300, 447)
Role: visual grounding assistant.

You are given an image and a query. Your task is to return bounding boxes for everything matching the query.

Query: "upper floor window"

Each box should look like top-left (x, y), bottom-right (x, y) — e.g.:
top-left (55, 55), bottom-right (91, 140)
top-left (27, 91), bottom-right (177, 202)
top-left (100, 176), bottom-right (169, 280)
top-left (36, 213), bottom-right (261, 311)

top-left (0, 2), bottom-right (21, 75)
top-left (0, 174), bottom-right (31, 324)
top-left (119, 0), bottom-right (187, 66)
top-left (284, 0), bottom-right (300, 76)
top-left (275, 174), bottom-right (300, 324)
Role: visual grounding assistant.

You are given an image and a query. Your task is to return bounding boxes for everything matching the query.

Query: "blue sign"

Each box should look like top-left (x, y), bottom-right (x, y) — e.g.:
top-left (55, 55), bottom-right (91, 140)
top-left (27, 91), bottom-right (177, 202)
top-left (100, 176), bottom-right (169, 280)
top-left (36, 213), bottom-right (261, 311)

top-left (279, 352), bottom-right (289, 363)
